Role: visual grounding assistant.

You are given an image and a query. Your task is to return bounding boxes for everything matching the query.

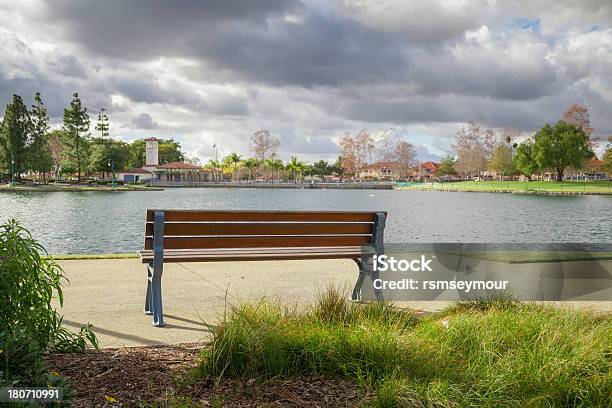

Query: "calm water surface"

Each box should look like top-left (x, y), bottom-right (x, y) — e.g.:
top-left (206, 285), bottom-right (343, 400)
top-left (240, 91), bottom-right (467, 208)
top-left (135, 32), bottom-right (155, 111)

top-left (0, 188), bottom-right (610, 253)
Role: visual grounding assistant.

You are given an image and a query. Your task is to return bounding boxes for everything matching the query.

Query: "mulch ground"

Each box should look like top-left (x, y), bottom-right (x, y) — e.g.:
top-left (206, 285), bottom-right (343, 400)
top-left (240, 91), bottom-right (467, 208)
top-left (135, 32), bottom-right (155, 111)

top-left (45, 343), bottom-right (370, 407)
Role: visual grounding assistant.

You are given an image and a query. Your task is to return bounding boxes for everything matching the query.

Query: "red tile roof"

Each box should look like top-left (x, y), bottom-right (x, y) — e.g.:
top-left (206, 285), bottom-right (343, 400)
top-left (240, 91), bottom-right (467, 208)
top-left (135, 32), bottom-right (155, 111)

top-left (156, 161), bottom-right (202, 170)
top-left (121, 167), bottom-right (152, 174)
top-left (144, 137), bottom-right (160, 142)
top-left (422, 161), bottom-right (440, 171)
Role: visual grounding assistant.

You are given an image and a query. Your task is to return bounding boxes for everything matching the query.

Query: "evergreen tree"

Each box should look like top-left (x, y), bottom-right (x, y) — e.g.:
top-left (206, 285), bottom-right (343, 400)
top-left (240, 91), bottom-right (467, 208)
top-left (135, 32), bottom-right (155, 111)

top-left (61, 93), bottom-right (90, 181)
top-left (0, 94), bottom-right (31, 182)
top-left (438, 154), bottom-right (457, 179)
top-left (28, 92), bottom-right (53, 182)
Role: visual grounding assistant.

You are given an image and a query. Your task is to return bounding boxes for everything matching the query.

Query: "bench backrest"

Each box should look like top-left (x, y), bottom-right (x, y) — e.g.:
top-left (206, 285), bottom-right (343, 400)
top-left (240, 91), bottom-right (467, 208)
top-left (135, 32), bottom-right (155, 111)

top-left (144, 210), bottom-right (386, 250)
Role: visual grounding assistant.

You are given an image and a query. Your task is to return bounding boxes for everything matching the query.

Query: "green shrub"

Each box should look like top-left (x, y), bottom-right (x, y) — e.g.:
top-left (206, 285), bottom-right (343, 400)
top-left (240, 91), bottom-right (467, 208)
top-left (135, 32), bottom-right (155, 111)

top-left (196, 289), bottom-right (611, 407)
top-left (0, 219), bottom-right (98, 389)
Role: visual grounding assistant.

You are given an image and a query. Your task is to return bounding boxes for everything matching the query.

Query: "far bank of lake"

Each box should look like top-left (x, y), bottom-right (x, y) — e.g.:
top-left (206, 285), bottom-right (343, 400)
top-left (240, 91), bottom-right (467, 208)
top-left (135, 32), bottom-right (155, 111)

top-left (0, 188), bottom-right (610, 254)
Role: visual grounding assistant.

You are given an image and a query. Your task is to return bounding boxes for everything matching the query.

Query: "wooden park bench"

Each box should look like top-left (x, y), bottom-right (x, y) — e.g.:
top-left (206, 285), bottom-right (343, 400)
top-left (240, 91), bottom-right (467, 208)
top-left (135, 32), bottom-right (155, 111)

top-left (139, 210), bottom-right (386, 326)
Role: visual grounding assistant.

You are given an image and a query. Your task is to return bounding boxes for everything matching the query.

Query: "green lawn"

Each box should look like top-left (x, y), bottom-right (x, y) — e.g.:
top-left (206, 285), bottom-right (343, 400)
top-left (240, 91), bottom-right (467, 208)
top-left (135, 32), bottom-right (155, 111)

top-left (191, 289), bottom-right (611, 407)
top-left (398, 180), bottom-right (612, 194)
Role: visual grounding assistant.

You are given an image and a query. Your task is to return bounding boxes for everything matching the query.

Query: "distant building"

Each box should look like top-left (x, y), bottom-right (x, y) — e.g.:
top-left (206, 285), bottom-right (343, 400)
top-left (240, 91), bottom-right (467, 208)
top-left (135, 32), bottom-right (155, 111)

top-left (359, 162), bottom-right (400, 180)
top-left (118, 137), bottom-right (210, 183)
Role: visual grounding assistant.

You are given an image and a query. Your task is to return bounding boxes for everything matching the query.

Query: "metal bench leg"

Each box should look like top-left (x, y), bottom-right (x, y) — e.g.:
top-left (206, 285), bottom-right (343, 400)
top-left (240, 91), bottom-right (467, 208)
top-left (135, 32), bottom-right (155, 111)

top-left (150, 265), bottom-right (165, 327)
top-left (352, 258), bottom-right (384, 302)
top-left (351, 259), bottom-right (367, 300)
top-left (144, 263), bottom-right (153, 315)
top-left (150, 210), bottom-right (165, 327)
top-left (370, 261), bottom-right (384, 302)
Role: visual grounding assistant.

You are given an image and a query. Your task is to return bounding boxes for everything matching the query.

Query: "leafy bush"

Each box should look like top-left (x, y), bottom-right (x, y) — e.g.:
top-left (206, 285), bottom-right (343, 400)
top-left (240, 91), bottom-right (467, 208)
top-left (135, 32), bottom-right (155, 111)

top-left (0, 219), bottom-right (98, 388)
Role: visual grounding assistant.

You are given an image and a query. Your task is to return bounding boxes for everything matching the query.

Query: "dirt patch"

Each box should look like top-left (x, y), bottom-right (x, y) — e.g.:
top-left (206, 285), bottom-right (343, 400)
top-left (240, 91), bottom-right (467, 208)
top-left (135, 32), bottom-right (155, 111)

top-left (46, 343), bottom-right (369, 407)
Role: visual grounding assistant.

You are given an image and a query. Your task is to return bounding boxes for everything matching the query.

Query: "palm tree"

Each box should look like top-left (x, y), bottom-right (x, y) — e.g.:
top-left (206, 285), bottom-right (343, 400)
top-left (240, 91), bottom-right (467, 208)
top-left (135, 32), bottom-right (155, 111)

top-left (224, 153), bottom-right (242, 181)
top-left (286, 156), bottom-right (306, 183)
top-left (207, 159), bottom-right (220, 182)
top-left (243, 158), bottom-right (260, 182)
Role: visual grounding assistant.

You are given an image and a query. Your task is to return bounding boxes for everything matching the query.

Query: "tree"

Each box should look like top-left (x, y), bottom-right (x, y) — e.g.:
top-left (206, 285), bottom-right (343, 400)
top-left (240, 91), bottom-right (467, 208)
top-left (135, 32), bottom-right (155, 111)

top-left (28, 93), bottom-right (53, 181)
top-left (90, 139), bottom-right (131, 176)
top-left (489, 144), bottom-right (515, 180)
top-left (251, 130), bottom-right (280, 162)
top-left (286, 156), bottom-right (305, 183)
top-left (62, 93), bottom-right (90, 181)
top-left (47, 130), bottom-right (64, 180)
top-left (0, 94), bottom-right (30, 182)
top-left (339, 130), bottom-right (374, 178)
top-left (312, 160), bottom-right (331, 179)
top-left (266, 158), bottom-right (284, 183)
top-left (603, 137), bottom-right (612, 176)
top-left (339, 134), bottom-right (358, 177)
top-left (128, 138), bottom-right (184, 168)
top-left (562, 104), bottom-right (592, 138)
top-left (242, 158), bottom-right (259, 181)
top-left (224, 152), bottom-right (242, 181)
top-left (95, 108), bottom-right (109, 139)
top-left (395, 140), bottom-right (416, 179)
top-left (332, 157), bottom-right (345, 181)
top-left (533, 121), bottom-right (594, 182)
top-left (438, 154), bottom-right (457, 179)
top-left (377, 129), bottom-right (400, 162)
top-left (453, 121), bottom-right (495, 179)
top-left (513, 141), bottom-right (539, 180)
top-left (206, 159), bottom-right (221, 181)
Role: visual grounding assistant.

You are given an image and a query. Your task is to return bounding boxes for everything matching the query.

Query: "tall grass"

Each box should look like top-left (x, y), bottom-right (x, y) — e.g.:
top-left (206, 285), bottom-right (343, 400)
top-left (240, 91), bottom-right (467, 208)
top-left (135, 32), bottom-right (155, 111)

top-left (195, 288), bottom-right (611, 407)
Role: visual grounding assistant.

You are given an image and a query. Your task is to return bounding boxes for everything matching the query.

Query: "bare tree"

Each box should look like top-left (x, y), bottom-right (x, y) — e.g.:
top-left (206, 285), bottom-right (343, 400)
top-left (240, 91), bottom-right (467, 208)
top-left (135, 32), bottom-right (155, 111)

top-left (354, 129), bottom-right (374, 173)
top-left (251, 130), bottom-right (280, 162)
top-left (563, 104), bottom-right (593, 138)
top-left (453, 121), bottom-right (495, 179)
top-left (339, 134), bottom-right (358, 177)
top-left (395, 140), bottom-right (416, 179)
top-left (47, 129), bottom-right (64, 180)
top-left (377, 129), bottom-right (400, 162)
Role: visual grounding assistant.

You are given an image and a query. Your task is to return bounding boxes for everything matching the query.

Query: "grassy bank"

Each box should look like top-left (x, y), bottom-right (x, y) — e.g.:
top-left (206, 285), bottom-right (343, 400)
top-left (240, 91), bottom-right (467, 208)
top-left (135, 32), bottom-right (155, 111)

top-left (194, 290), bottom-right (611, 407)
top-left (398, 180), bottom-right (612, 194)
top-left (0, 183), bottom-right (162, 192)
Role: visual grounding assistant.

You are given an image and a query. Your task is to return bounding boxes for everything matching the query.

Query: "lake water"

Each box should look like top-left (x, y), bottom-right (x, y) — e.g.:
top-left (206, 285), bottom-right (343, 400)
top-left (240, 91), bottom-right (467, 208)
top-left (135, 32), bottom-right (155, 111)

top-left (0, 188), bottom-right (610, 254)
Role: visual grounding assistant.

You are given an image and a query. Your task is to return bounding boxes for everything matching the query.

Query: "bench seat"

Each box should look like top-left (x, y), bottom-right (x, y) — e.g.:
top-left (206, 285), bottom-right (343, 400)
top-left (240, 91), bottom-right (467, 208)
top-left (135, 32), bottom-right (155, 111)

top-left (139, 245), bottom-right (374, 263)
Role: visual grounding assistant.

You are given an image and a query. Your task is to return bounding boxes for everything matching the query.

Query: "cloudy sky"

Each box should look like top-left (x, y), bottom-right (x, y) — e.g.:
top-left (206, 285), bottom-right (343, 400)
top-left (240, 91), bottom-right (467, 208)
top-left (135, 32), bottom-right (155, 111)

top-left (1, 0), bottom-right (611, 162)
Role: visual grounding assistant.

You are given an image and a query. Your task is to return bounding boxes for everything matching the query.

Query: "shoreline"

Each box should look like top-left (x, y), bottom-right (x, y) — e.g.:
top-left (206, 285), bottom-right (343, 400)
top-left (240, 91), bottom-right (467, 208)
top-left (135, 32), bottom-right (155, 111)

top-left (0, 184), bottom-right (163, 192)
top-left (398, 187), bottom-right (612, 195)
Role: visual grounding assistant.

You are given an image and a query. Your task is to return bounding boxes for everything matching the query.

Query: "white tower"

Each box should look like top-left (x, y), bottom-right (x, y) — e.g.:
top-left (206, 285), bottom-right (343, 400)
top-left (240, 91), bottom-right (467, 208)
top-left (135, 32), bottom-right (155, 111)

top-left (145, 138), bottom-right (159, 167)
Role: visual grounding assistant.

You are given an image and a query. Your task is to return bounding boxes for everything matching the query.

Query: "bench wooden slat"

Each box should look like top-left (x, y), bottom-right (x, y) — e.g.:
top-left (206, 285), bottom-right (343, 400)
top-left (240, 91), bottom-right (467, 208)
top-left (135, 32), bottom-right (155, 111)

top-left (139, 247), bottom-right (371, 263)
top-left (144, 235), bottom-right (371, 250)
top-left (145, 222), bottom-right (374, 236)
top-left (146, 210), bottom-right (376, 222)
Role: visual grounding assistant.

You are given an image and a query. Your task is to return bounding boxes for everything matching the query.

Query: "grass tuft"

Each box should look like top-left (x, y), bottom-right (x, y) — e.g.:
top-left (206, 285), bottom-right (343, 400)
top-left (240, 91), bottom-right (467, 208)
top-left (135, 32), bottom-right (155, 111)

top-left (195, 287), bottom-right (611, 407)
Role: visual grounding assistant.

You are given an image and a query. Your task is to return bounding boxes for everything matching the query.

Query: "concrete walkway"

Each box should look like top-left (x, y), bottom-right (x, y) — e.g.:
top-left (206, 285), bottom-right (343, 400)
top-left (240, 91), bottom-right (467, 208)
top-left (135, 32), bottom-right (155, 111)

top-left (56, 259), bottom-right (611, 348)
top-left (57, 258), bottom-right (364, 348)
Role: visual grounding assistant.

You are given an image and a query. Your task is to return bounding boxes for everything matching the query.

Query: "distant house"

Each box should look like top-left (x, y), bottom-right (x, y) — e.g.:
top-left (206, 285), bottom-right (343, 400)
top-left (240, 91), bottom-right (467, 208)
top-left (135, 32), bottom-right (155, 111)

top-left (119, 137), bottom-right (210, 183)
top-left (408, 161), bottom-right (440, 180)
top-left (358, 162), bottom-right (400, 180)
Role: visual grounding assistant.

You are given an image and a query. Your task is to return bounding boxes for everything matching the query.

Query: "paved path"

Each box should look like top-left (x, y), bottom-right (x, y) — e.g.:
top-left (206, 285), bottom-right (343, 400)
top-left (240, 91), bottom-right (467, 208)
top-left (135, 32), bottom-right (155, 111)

top-left (56, 259), bottom-right (611, 348)
top-left (56, 258), bottom-right (364, 348)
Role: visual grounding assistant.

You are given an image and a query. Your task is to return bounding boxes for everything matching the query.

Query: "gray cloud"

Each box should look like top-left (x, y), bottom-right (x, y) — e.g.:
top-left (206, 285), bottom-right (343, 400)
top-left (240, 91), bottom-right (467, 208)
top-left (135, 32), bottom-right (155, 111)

top-left (131, 112), bottom-right (160, 129)
top-left (0, 0), bottom-right (610, 162)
